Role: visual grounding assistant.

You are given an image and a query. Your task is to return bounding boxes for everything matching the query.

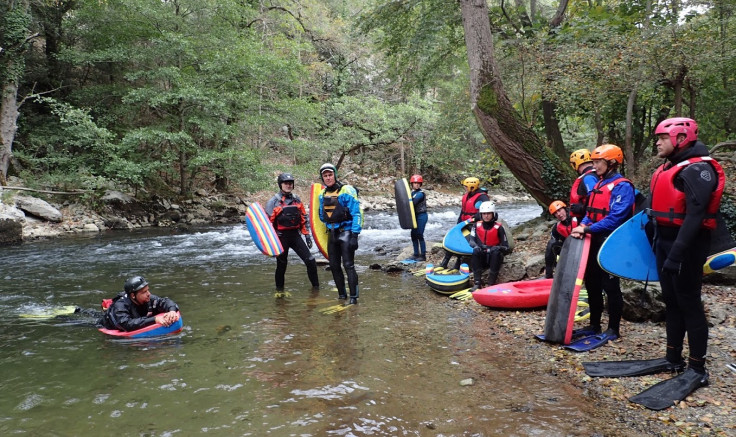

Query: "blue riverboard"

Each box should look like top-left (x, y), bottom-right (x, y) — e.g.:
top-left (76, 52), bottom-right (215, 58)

top-left (598, 211), bottom-right (656, 281)
top-left (442, 219), bottom-right (473, 255)
top-left (599, 211), bottom-right (736, 280)
top-left (245, 202), bottom-right (284, 257)
top-left (426, 264), bottom-right (470, 294)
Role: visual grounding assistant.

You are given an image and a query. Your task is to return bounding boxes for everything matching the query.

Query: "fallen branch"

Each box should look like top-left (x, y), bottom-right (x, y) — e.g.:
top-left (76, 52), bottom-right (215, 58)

top-left (1, 186), bottom-right (91, 195)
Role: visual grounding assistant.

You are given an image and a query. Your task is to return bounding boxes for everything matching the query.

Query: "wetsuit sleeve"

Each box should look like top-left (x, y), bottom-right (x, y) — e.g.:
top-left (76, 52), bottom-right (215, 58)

top-left (582, 173), bottom-right (598, 194)
top-left (668, 163), bottom-right (718, 262)
top-left (588, 182), bottom-right (635, 234)
top-left (412, 190), bottom-right (425, 206)
top-left (297, 200), bottom-right (310, 235)
top-left (551, 224), bottom-right (563, 241)
top-left (151, 295), bottom-right (179, 314)
top-left (497, 226), bottom-right (510, 251)
top-left (342, 186), bottom-right (362, 234)
top-left (110, 301), bottom-right (155, 331)
top-left (264, 195), bottom-right (280, 224)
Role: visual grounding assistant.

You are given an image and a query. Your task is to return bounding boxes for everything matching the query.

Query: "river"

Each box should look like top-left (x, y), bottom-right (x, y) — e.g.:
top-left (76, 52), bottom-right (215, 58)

top-left (1, 203), bottom-right (608, 436)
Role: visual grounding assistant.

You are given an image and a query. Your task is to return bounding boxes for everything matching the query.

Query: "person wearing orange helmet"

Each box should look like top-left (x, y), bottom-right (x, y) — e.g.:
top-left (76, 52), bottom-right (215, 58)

top-left (570, 144), bottom-right (635, 346)
top-left (544, 201), bottom-right (579, 279)
top-left (568, 149), bottom-right (598, 218)
top-left (409, 174), bottom-right (428, 261)
top-left (639, 117), bottom-right (725, 400)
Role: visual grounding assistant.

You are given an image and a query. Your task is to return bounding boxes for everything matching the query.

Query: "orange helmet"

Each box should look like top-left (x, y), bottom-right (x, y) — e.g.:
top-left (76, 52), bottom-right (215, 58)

top-left (410, 174), bottom-right (423, 184)
top-left (591, 144), bottom-right (623, 164)
top-left (569, 149), bottom-right (592, 171)
top-left (548, 200), bottom-right (567, 215)
top-left (462, 177), bottom-right (480, 191)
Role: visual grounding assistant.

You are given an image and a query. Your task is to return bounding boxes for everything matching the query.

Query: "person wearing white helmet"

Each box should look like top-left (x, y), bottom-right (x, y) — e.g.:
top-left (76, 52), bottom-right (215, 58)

top-left (468, 201), bottom-right (510, 292)
top-left (318, 163), bottom-right (363, 305)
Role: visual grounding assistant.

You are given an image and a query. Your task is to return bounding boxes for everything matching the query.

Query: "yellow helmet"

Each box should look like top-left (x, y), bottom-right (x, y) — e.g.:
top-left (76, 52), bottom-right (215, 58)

top-left (548, 200), bottom-right (567, 215)
top-left (591, 144), bottom-right (623, 164)
top-left (569, 149), bottom-right (592, 171)
top-left (462, 177), bottom-right (480, 191)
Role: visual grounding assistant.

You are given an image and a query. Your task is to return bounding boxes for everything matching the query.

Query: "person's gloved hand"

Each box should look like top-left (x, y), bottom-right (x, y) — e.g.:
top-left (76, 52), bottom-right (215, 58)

top-left (305, 234), bottom-right (313, 249)
top-left (349, 233), bottom-right (359, 251)
top-left (500, 246), bottom-right (511, 255)
top-left (662, 257), bottom-right (681, 275)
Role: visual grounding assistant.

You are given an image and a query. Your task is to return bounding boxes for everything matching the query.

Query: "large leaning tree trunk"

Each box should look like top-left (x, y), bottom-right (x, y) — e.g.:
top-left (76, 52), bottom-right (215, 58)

top-left (459, 0), bottom-right (573, 206)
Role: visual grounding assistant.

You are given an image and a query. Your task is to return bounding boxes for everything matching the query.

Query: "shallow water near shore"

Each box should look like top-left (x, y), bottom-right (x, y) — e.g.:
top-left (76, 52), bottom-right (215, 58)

top-left (0, 203), bottom-right (608, 435)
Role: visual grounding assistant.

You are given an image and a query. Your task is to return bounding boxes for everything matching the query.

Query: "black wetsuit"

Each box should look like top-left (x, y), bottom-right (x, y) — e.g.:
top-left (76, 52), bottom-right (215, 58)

top-left (100, 293), bottom-right (179, 331)
top-left (651, 142), bottom-right (719, 371)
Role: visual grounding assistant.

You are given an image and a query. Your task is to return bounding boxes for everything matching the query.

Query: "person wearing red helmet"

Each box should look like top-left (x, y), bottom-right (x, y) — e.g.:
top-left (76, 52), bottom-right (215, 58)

top-left (544, 201), bottom-right (578, 279)
top-left (571, 144), bottom-right (636, 346)
top-left (642, 117), bottom-right (725, 398)
top-left (409, 174), bottom-right (428, 261)
top-left (265, 173), bottom-right (320, 292)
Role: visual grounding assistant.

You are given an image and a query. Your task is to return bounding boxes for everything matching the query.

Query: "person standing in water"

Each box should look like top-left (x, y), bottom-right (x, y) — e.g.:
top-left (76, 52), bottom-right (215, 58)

top-left (409, 174), bottom-right (428, 261)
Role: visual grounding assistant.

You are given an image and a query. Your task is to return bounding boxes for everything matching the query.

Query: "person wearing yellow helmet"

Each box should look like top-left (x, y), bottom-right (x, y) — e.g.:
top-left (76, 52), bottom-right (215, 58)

top-left (570, 143), bottom-right (635, 345)
top-left (544, 201), bottom-right (578, 279)
top-left (458, 177), bottom-right (490, 223)
top-left (468, 201), bottom-right (510, 291)
top-left (568, 149), bottom-right (597, 218)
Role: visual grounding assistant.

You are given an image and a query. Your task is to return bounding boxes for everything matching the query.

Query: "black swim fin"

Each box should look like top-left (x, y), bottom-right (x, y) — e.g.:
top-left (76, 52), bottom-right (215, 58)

top-left (583, 358), bottom-right (685, 378)
top-left (629, 368), bottom-right (708, 410)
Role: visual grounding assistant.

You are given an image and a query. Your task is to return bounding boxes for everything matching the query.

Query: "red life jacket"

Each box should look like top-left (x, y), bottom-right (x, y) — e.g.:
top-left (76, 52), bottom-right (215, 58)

top-left (460, 191), bottom-right (486, 221)
top-left (556, 217), bottom-right (579, 238)
top-left (274, 195), bottom-right (304, 231)
top-left (585, 177), bottom-right (632, 223)
top-left (649, 156), bottom-right (725, 230)
top-left (569, 168), bottom-right (594, 218)
top-left (475, 221), bottom-right (501, 247)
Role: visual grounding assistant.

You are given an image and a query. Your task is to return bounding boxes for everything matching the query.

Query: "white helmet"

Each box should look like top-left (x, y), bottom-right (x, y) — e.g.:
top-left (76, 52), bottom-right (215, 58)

top-left (479, 201), bottom-right (496, 214)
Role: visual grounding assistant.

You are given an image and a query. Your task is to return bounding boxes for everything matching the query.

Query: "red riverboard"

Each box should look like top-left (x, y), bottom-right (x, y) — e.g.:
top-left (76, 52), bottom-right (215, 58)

top-left (472, 278), bottom-right (553, 309)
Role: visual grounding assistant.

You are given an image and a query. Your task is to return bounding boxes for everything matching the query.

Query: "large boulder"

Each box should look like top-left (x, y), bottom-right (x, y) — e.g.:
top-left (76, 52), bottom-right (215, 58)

top-left (14, 195), bottom-right (63, 223)
top-left (621, 282), bottom-right (666, 322)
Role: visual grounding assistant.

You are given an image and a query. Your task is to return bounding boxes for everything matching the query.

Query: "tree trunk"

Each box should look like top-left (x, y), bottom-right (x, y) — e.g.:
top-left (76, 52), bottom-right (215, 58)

top-left (0, 78), bottom-right (20, 186)
top-left (459, 0), bottom-right (573, 206)
top-left (624, 87), bottom-right (637, 174)
top-left (542, 99), bottom-right (566, 158)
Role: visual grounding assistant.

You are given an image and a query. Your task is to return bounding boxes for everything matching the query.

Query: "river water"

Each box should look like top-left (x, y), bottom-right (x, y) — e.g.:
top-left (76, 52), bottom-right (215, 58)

top-left (1, 202), bottom-right (604, 436)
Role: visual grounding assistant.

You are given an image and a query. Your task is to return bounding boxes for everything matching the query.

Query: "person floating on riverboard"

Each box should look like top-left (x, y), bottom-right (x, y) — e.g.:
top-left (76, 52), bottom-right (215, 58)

top-left (99, 276), bottom-right (179, 331)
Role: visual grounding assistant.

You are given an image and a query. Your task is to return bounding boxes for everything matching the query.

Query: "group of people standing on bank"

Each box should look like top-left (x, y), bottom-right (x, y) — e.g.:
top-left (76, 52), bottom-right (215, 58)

top-left (542, 117), bottom-right (724, 385)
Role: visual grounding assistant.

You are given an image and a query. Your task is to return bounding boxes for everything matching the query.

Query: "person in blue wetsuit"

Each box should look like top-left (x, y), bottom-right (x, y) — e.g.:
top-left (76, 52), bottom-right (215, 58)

top-left (571, 144), bottom-right (635, 344)
top-left (265, 173), bottom-right (320, 292)
top-left (100, 276), bottom-right (179, 331)
top-left (409, 174), bottom-right (428, 261)
top-left (318, 163), bottom-right (363, 305)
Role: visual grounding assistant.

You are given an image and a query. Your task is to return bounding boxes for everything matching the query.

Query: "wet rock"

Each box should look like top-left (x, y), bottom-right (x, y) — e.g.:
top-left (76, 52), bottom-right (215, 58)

top-left (0, 218), bottom-right (22, 245)
top-left (621, 282), bottom-right (666, 322)
top-left (459, 378), bottom-right (474, 386)
top-left (14, 195), bottom-right (63, 223)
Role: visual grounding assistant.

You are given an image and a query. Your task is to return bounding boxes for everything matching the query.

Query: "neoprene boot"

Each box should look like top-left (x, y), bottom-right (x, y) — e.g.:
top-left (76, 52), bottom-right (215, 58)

top-left (349, 297), bottom-right (358, 305)
top-left (487, 270), bottom-right (499, 286)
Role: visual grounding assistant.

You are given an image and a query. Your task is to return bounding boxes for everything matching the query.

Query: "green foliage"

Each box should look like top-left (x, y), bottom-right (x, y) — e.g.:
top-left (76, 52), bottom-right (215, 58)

top-left (719, 194), bottom-right (736, 239)
top-left (0, 5), bottom-right (31, 81)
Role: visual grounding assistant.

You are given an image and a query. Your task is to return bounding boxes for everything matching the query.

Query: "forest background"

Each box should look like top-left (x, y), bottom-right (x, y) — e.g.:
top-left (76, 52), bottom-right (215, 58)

top-left (1, 0), bottom-right (735, 230)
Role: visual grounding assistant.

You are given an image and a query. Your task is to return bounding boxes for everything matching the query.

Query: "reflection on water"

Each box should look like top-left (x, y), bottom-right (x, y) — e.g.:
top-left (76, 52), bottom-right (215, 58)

top-left (0, 203), bottom-right (600, 435)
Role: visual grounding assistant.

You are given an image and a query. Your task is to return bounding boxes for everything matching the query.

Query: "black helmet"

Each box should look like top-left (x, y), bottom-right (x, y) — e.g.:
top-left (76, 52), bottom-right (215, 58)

top-left (277, 173), bottom-right (295, 187)
top-left (124, 276), bottom-right (148, 294)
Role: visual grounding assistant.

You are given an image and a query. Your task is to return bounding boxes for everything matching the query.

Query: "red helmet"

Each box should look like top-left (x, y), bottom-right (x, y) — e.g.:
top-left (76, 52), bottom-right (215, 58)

top-left (655, 117), bottom-right (698, 147)
top-left (410, 174), bottom-right (423, 184)
top-left (591, 144), bottom-right (623, 164)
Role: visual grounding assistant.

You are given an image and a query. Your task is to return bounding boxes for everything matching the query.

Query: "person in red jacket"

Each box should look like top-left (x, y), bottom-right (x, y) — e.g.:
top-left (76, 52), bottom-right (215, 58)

top-left (265, 173), bottom-right (319, 292)
top-left (544, 201), bottom-right (578, 279)
top-left (647, 117), bottom-right (725, 393)
top-left (469, 201), bottom-right (510, 291)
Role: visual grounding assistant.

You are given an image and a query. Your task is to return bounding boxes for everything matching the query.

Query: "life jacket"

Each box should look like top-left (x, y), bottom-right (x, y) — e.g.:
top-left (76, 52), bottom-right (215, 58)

top-left (556, 217), bottom-right (579, 238)
top-left (649, 156), bottom-right (725, 230)
top-left (412, 189), bottom-right (427, 214)
top-left (322, 185), bottom-right (353, 224)
top-left (274, 195), bottom-right (303, 231)
top-left (585, 177), bottom-right (633, 223)
top-left (475, 221), bottom-right (501, 247)
top-left (569, 168), bottom-right (594, 218)
top-left (460, 191), bottom-right (485, 221)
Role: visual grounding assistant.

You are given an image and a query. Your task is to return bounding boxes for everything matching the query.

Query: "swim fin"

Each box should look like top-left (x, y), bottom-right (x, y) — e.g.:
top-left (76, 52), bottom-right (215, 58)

top-left (535, 326), bottom-right (598, 342)
top-left (629, 368), bottom-right (709, 410)
top-left (564, 329), bottom-right (618, 352)
top-left (583, 358), bottom-right (685, 378)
